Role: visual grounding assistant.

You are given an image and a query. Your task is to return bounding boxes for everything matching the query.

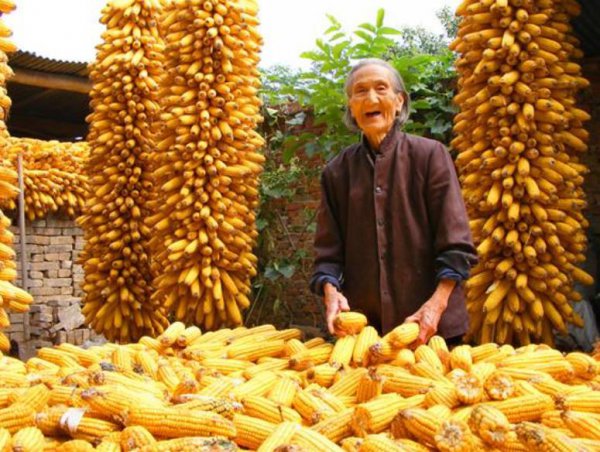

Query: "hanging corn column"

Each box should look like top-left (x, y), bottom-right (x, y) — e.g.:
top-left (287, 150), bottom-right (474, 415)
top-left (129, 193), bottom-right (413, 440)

top-left (0, 138), bottom-right (89, 221)
top-left (0, 0), bottom-right (16, 141)
top-left (148, 0), bottom-right (264, 329)
top-left (0, 0), bottom-right (33, 352)
top-left (451, 0), bottom-right (593, 346)
top-left (79, 0), bottom-right (169, 342)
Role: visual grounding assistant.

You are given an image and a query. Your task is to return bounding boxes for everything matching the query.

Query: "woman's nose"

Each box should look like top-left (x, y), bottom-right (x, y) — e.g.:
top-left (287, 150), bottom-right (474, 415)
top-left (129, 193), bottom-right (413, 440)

top-left (366, 88), bottom-right (378, 102)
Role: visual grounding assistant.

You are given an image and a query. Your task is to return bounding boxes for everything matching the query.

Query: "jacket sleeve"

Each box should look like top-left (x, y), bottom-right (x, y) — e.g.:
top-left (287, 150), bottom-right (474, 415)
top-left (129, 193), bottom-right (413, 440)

top-left (425, 143), bottom-right (478, 279)
top-left (310, 168), bottom-right (345, 295)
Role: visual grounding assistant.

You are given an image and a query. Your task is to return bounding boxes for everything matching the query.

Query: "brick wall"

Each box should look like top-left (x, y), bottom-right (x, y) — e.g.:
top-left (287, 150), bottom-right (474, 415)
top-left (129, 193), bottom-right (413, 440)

top-left (7, 213), bottom-right (100, 358)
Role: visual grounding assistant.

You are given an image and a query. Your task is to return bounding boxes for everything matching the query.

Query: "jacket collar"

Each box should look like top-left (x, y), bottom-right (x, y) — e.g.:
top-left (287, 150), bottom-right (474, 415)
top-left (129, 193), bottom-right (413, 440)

top-left (361, 127), bottom-right (402, 156)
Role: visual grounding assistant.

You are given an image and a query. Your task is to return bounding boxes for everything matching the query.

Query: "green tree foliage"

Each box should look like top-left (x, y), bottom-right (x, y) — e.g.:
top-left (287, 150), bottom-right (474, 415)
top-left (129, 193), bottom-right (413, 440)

top-left (262, 7), bottom-right (458, 163)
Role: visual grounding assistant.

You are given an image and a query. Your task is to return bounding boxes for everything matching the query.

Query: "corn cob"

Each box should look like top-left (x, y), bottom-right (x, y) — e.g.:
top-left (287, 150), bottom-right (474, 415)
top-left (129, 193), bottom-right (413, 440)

top-left (231, 370), bottom-right (277, 398)
top-left (557, 391), bottom-right (600, 414)
top-left (119, 425), bottom-right (156, 451)
top-left (80, 0), bottom-right (169, 342)
top-left (515, 421), bottom-right (581, 452)
top-left (292, 425), bottom-right (344, 452)
top-left (293, 387), bottom-right (336, 424)
top-left (560, 410), bottom-right (600, 440)
top-left (9, 427), bottom-right (45, 452)
top-left (329, 367), bottom-right (368, 397)
top-left (268, 377), bottom-right (299, 407)
top-left (352, 326), bottom-right (379, 366)
top-left (399, 407), bottom-right (441, 447)
top-left (333, 312), bottom-right (368, 335)
top-left (122, 405), bottom-right (235, 438)
top-left (136, 436), bottom-right (237, 452)
top-left (356, 368), bottom-right (383, 403)
top-left (148, 0), bottom-right (264, 330)
top-left (305, 364), bottom-right (337, 389)
top-left (289, 343), bottom-right (333, 370)
top-left (257, 421), bottom-right (299, 452)
top-left (490, 393), bottom-right (554, 423)
top-left (424, 383), bottom-right (460, 409)
top-left (565, 352), bottom-right (599, 380)
top-left (386, 322), bottom-right (419, 348)
top-left (468, 404), bottom-right (512, 447)
top-left (350, 392), bottom-right (402, 436)
top-left (340, 436), bottom-right (363, 451)
top-left (311, 407), bottom-right (354, 444)
top-left (232, 413), bottom-right (277, 449)
top-left (329, 335), bottom-right (357, 367)
top-left (56, 439), bottom-right (96, 452)
top-left (379, 367), bottom-right (434, 397)
top-left (388, 349), bottom-right (414, 369)
top-left (96, 440), bottom-right (121, 452)
top-left (449, 345), bottom-right (473, 372)
top-left (0, 428), bottom-right (9, 452)
top-left (484, 371), bottom-right (515, 400)
top-left (0, 403), bottom-right (35, 433)
top-left (454, 373), bottom-right (484, 405)
top-left (434, 419), bottom-right (476, 452)
top-left (227, 339), bottom-right (285, 361)
top-left (358, 433), bottom-right (405, 452)
top-left (241, 394), bottom-right (302, 423)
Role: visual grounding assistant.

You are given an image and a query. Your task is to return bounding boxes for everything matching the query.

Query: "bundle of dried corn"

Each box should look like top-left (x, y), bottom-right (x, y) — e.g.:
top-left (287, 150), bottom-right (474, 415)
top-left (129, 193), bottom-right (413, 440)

top-left (0, 138), bottom-right (89, 220)
top-left (451, 0), bottom-right (593, 345)
top-left (0, 0), bottom-right (16, 141)
top-left (0, 0), bottom-right (33, 352)
top-left (147, 0), bottom-right (265, 329)
top-left (79, 0), bottom-right (169, 343)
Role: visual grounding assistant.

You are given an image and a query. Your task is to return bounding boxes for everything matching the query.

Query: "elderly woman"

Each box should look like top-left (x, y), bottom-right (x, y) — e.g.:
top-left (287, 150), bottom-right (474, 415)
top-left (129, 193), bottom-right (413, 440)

top-left (310, 58), bottom-right (477, 344)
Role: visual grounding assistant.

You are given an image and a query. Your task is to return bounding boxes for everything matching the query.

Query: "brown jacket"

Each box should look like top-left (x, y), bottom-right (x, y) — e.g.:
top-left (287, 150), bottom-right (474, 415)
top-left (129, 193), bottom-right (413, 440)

top-left (311, 129), bottom-right (477, 337)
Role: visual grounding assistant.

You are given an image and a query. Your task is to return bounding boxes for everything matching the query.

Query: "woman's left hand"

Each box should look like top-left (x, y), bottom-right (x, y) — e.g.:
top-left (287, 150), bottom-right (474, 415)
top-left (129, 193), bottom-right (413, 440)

top-left (404, 297), bottom-right (446, 346)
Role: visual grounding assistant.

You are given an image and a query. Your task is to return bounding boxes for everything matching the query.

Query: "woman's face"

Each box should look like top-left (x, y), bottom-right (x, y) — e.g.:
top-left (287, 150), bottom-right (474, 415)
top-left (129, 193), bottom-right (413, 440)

top-left (348, 64), bottom-right (404, 138)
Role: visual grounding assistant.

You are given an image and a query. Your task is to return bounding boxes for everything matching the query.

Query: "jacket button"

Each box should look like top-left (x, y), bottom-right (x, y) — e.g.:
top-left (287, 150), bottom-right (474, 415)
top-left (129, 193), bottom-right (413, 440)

top-left (377, 218), bottom-right (384, 226)
top-left (375, 186), bottom-right (382, 194)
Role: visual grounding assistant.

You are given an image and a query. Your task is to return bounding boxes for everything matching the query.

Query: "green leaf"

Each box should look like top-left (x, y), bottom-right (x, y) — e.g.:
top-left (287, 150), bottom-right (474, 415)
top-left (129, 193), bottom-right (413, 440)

top-left (354, 30), bottom-right (372, 42)
top-left (358, 22), bottom-right (377, 33)
top-left (330, 32), bottom-right (347, 41)
top-left (411, 99), bottom-right (431, 110)
top-left (379, 26), bottom-right (401, 35)
top-left (376, 8), bottom-right (385, 27)
top-left (278, 264), bottom-right (296, 279)
top-left (300, 51), bottom-right (324, 61)
top-left (256, 218), bottom-right (268, 231)
top-left (264, 267), bottom-right (280, 280)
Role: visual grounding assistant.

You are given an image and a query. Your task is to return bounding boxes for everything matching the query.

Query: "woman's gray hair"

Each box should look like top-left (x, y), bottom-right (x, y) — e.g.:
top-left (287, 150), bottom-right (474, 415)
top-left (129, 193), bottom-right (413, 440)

top-left (343, 58), bottom-right (411, 132)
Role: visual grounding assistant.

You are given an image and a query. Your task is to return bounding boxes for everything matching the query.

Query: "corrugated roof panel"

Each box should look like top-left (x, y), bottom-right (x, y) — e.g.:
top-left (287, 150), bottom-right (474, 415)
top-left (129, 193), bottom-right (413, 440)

top-left (8, 50), bottom-right (89, 77)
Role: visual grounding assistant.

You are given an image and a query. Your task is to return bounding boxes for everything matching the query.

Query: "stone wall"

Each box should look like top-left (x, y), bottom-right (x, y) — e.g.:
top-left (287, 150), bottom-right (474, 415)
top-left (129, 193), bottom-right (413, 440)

top-left (6, 213), bottom-right (99, 358)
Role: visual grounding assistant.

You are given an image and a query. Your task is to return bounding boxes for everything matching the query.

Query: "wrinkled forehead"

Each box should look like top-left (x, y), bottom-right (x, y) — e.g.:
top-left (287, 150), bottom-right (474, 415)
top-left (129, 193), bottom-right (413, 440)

top-left (347, 64), bottom-right (396, 93)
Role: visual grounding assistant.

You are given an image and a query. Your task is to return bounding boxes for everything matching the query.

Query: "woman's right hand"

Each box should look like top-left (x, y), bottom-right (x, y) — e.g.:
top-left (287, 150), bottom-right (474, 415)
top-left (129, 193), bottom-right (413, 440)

top-left (323, 282), bottom-right (350, 335)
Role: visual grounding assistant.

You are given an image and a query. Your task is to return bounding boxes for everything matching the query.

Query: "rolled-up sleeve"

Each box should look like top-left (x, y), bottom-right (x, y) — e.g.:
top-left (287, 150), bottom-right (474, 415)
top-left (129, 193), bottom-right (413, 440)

top-left (310, 169), bottom-right (345, 295)
top-left (426, 143), bottom-right (478, 279)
